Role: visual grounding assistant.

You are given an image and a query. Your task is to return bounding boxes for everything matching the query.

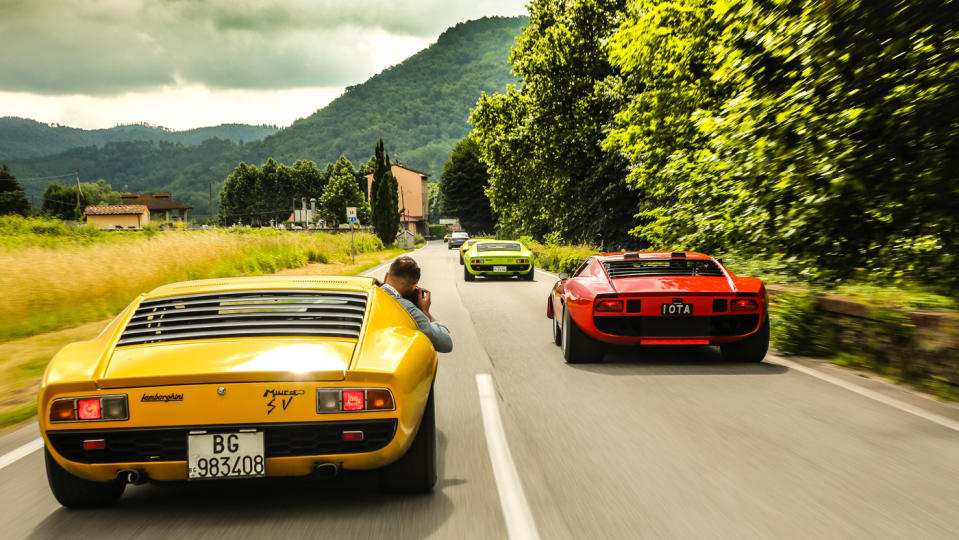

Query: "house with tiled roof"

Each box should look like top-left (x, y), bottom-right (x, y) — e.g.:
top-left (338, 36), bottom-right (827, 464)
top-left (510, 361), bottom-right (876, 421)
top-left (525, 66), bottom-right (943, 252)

top-left (84, 205), bottom-right (150, 229)
top-left (365, 164), bottom-right (429, 235)
top-left (120, 193), bottom-right (191, 222)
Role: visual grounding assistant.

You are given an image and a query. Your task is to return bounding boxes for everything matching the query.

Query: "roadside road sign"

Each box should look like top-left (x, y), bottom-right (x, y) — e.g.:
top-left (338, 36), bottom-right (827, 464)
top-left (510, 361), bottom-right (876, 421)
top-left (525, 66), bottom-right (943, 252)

top-left (346, 207), bottom-right (357, 219)
top-left (439, 218), bottom-right (457, 225)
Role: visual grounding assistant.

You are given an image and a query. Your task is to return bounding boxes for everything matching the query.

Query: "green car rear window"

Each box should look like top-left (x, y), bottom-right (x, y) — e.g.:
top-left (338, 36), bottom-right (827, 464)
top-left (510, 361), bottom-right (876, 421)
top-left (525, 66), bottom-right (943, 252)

top-left (477, 242), bottom-right (522, 252)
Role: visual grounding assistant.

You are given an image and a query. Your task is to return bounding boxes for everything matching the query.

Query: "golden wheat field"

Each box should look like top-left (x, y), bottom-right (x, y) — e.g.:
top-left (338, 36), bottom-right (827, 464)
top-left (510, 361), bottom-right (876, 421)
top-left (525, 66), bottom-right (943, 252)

top-left (0, 227), bottom-right (384, 340)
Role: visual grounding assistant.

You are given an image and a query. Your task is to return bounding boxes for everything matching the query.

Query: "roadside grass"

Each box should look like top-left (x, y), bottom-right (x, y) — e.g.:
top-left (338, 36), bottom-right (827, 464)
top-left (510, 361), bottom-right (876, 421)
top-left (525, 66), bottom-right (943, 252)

top-left (830, 352), bottom-right (959, 402)
top-left (521, 239), bottom-right (595, 274)
top-left (0, 248), bottom-right (404, 429)
top-left (0, 220), bottom-right (385, 341)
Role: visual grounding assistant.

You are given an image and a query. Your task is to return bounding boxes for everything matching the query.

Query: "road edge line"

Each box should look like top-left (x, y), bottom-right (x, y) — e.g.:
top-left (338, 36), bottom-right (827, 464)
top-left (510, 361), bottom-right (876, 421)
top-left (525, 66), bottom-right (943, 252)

top-left (475, 373), bottom-right (541, 540)
top-left (771, 357), bottom-right (959, 432)
top-left (0, 437), bottom-right (43, 471)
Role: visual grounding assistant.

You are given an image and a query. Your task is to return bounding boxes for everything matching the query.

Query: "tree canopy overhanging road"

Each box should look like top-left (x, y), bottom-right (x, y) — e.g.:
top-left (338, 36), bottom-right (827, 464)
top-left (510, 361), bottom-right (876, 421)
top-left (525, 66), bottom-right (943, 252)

top-left (1, 242), bottom-right (957, 539)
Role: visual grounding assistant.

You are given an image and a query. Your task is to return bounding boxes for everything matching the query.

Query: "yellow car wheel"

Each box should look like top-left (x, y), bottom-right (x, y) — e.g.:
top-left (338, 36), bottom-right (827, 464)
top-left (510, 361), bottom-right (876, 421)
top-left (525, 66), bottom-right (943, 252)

top-left (380, 389), bottom-right (436, 493)
top-left (45, 447), bottom-right (125, 508)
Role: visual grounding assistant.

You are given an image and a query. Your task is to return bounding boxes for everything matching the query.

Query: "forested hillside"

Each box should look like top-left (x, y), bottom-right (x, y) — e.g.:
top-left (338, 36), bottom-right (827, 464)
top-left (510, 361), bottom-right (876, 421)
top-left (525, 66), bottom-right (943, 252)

top-left (0, 117), bottom-right (277, 160)
top-left (244, 16), bottom-right (525, 175)
top-left (4, 16), bottom-right (525, 221)
top-left (7, 139), bottom-right (240, 213)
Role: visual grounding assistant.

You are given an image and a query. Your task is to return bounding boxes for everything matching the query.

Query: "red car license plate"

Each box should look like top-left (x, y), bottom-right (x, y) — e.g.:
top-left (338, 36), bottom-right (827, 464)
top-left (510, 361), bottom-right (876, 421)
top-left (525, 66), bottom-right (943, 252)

top-left (661, 302), bottom-right (693, 316)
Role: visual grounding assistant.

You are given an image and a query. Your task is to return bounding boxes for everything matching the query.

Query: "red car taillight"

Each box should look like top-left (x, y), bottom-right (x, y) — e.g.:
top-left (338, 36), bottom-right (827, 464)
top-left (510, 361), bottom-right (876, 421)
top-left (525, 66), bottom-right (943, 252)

top-left (50, 395), bottom-right (128, 423)
top-left (595, 299), bottom-right (624, 312)
top-left (316, 388), bottom-right (395, 413)
top-left (342, 390), bottom-right (365, 411)
top-left (77, 398), bottom-right (101, 420)
top-left (731, 299), bottom-right (759, 311)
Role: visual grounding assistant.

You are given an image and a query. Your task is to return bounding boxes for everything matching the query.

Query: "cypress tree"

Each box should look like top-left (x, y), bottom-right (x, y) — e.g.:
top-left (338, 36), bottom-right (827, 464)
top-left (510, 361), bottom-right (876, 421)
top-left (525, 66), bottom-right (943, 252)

top-left (370, 139), bottom-right (400, 244)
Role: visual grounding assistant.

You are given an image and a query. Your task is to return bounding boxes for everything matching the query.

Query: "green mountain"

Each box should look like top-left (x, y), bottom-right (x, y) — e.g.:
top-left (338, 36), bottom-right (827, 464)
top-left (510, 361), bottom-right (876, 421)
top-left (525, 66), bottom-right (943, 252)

top-left (5, 15), bottom-right (527, 220)
top-left (0, 117), bottom-right (278, 160)
top-left (240, 16), bottom-right (526, 175)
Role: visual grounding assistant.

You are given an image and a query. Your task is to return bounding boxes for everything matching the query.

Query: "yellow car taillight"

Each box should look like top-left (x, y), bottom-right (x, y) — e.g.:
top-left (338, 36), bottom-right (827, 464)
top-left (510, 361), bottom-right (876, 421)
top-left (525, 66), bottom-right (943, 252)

top-left (316, 388), bottom-right (395, 413)
top-left (50, 395), bottom-right (128, 423)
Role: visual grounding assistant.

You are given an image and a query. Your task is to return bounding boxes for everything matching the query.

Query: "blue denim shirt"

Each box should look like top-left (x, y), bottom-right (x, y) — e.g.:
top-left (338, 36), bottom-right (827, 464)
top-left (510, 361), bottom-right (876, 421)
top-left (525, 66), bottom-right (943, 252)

top-left (380, 284), bottom-right (453, 353)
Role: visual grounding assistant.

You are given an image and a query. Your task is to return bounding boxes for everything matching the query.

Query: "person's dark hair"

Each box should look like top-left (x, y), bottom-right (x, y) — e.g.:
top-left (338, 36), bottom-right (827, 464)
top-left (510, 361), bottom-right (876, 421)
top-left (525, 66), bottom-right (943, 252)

top-left (389, 256), bottom-right (421, 283)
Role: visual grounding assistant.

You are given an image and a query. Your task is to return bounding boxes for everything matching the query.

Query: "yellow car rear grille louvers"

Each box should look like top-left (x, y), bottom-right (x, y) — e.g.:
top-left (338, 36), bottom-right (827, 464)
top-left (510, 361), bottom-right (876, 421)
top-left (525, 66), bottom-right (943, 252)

top-left (116, 290), bottom-right (367, 346)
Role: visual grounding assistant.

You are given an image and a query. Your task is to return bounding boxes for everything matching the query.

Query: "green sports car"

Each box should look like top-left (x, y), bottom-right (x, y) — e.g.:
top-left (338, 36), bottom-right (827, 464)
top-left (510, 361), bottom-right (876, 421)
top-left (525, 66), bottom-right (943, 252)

top-left (463, 240), bottom-right (534, 281)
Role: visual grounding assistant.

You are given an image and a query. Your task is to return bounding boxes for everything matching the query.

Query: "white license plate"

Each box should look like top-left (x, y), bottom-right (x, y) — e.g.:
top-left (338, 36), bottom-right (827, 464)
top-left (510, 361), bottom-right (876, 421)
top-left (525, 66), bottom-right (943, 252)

top-left (188, 431), bottom-right (265, 479)
top-left (493, 265), bottom-right (507, 272)
top-left (661, 302), bottom-right (693, 316)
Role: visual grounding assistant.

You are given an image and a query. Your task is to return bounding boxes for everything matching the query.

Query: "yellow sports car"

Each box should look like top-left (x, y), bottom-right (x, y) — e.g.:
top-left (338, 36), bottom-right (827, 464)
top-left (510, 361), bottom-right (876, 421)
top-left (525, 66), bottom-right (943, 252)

top-left (458, 238), bottom-right (483, 265)
top-left (39, 275), bottom-right (438, 508)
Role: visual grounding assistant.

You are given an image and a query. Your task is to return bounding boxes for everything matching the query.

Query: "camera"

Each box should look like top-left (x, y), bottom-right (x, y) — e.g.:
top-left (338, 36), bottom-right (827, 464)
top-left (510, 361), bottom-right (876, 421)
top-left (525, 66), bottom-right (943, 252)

top-left (402, 287), bottom-right (426, 304)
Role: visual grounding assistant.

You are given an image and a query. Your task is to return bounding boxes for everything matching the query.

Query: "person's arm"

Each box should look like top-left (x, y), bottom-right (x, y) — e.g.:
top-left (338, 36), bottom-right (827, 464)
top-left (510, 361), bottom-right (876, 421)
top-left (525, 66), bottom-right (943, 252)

top-left (396, 292), bottom-right (453, 353)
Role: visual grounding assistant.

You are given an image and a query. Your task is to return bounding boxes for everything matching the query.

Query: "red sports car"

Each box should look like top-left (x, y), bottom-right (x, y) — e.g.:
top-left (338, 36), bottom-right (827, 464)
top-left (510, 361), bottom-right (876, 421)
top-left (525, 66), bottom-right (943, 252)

top-left (546, 251), bottom-right (769, 363)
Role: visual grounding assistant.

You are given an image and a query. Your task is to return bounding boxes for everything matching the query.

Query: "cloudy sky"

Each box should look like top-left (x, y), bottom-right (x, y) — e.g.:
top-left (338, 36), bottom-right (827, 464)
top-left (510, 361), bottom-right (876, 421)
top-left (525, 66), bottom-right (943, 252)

top-left (0, 0), bottom-right (528, 130)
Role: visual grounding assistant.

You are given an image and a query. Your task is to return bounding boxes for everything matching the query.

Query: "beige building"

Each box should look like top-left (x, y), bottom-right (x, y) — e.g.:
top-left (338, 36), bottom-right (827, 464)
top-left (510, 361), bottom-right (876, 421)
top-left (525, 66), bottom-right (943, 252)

top-left (366, 164), bottom-right (429, 235)
top-left (84, 205), bottom-right (150, 229)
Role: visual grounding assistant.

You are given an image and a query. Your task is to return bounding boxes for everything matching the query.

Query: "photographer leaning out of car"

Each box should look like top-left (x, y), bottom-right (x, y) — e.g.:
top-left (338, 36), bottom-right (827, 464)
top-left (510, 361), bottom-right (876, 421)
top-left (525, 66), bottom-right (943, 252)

top-left (381, 256), bottom-right (453, 353)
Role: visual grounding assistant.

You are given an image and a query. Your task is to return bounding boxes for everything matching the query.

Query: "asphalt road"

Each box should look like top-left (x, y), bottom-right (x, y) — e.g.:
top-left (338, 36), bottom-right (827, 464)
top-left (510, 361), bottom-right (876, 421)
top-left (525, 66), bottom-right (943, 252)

top-left (2, 241), bottom-right (958, 539)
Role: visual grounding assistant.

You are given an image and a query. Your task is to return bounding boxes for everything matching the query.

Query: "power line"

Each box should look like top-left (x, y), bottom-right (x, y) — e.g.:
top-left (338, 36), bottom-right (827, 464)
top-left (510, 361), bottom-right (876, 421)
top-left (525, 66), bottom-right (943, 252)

top-left (10, 173), bottom-right (75, 182)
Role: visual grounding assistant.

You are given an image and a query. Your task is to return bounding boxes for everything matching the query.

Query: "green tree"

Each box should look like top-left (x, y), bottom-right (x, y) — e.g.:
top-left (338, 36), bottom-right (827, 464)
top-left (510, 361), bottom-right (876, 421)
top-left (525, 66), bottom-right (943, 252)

top-left (319, 156), bottom-right (371, 226)
top-left (0, 165), bottom-right (30, 216)
top-left (41, 182), bottom-right (83, 220)
top-left (427, 182), bottom-right (442, 224)
top-left (369, 139), bottom-right (399, 244)
top-left (470, 0), bottom-right (643, 248)
top-left (83, 179), bottom-right (122, 206)
top-left (603, 0), bottom-right (959, 290)
top-left (604, 0), bottom-right (728, 249)
top-left (218, 158), bottom-right (327, 226)
top-left (218, 162), bottom-right (261, 225)
top-left (438, 137), bottom-right (495, 234)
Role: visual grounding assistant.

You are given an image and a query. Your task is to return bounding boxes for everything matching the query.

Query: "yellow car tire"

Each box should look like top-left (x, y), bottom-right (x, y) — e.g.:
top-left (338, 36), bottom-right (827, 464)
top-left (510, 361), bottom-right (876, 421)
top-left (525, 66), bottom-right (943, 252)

top-left (45, 447), bottom-right (125, 508)
top-left (379, 388), bottom-right (437, 493)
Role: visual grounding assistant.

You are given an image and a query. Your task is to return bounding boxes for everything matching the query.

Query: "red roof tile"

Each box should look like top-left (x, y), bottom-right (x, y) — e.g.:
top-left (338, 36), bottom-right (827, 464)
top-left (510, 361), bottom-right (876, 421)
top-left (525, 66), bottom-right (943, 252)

top-left (84, 205), bottom-right (148, 216)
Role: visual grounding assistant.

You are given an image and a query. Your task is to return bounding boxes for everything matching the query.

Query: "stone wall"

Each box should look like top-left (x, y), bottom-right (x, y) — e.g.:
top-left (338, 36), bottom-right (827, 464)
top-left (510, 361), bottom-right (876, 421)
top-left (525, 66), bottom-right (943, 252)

top-left (770, 285), bottom-right (959, 392)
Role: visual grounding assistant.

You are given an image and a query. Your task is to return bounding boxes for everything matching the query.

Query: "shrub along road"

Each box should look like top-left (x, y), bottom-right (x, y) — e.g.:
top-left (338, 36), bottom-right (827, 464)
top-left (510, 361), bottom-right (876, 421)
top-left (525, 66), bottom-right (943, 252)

top-left (1, 242), bottom-right (957, 539)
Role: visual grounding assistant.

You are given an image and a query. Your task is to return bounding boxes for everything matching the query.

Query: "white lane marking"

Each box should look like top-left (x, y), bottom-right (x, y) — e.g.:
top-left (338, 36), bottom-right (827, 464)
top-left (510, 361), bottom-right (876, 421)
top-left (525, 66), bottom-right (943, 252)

top-left (475, 374), bottom-right (541, 540)
top-left (771, 357), bottom-right (959, 433)
top-left (534, 268), bottom-right (558, 279)
top-left (0, 437), bottom-right (43, 471)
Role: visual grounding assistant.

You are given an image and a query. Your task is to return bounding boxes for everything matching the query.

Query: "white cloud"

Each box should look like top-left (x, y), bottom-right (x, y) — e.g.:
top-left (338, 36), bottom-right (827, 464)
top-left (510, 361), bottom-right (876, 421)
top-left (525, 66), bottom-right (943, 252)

top-left (0, 0), bottom-right (528, 128)
top-left (0, 86), bottom-right (345, 130)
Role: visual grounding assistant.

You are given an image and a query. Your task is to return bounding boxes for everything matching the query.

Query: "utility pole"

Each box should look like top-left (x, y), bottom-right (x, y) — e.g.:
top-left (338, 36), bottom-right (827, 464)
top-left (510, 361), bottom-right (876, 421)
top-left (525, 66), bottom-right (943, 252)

top-left (208, 183), bottom-right (213, 221)
top-left (74, 169), bottom-right (82, 221)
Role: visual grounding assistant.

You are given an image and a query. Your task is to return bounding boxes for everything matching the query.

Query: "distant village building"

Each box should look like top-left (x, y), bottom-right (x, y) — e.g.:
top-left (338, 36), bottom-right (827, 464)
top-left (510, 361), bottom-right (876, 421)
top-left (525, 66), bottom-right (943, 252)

top-left (366, 164), bottom-right (429, 235)
top-left (120, 193), bottom-right (192, 222)
top-left (84, 205), bottom-right (150, 229)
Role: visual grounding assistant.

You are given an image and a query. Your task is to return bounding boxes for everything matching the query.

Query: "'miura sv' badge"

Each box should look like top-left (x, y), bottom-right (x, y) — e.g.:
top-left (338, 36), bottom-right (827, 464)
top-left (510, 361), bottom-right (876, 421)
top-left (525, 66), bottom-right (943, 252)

top-left (141, 392), bottom-right (184, 402)
top-left (264, 389), bottom-right (304, 414)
